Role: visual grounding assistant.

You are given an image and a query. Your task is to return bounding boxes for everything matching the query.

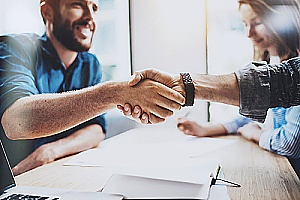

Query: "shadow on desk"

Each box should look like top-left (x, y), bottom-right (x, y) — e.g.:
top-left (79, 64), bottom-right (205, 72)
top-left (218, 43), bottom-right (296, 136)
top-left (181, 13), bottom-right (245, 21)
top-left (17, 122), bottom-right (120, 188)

top-left (288, 157), bottom-right (300, 179)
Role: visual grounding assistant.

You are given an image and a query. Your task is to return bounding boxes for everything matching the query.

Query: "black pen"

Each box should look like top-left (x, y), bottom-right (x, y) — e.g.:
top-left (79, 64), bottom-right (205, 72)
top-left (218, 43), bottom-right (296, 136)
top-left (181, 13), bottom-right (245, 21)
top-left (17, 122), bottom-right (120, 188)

top-left (212, 165), bottom-right (241, 187)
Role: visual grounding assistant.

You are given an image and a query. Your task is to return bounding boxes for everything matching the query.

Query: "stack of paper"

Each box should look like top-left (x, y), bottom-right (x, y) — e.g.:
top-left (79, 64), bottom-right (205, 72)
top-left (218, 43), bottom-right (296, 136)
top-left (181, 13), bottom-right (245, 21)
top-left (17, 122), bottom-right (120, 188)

top-left (63, 127), bottom-right (235, 199)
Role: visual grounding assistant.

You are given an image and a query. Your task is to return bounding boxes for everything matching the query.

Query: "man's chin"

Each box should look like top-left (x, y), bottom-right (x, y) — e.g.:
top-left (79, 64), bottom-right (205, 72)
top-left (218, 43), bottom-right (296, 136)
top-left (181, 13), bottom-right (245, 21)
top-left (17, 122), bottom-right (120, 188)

top-left (78, 39), bottom-right (92, 50)
top-left (76, 46), bottom-right (91, 52)
top-left (69, 39), bottom-right (92, 52)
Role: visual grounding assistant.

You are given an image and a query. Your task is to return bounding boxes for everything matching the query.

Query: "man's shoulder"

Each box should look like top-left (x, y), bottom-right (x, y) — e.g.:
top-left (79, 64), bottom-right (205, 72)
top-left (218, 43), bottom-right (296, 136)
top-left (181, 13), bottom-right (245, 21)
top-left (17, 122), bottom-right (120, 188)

top-left (0, 33), bottom-right (40, 42)
top-left (0, 33), bottom-right (41, 50)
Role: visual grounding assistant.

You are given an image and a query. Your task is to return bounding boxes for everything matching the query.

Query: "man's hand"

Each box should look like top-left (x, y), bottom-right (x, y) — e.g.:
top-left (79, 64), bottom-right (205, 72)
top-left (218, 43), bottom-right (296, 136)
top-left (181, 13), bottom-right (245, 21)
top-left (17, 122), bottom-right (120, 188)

top-left (128, 68), bottom-right (185, 96)
top-left (12, 124), bottom-right (103, 176)
top-left (237, 122), bottom-right (263, 143)
top-left (12, 144), bottom-right (56, 176)
top-left (118, 69), bottom-right (185, 124)
top-left (118, 79), bottom-right (185, 124)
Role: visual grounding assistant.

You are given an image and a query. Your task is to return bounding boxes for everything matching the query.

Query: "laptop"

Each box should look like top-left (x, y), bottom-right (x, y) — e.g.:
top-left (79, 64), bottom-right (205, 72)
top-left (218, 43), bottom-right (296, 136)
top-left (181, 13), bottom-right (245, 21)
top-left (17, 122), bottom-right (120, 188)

top-left (0, 140), bottom-right (124, 200)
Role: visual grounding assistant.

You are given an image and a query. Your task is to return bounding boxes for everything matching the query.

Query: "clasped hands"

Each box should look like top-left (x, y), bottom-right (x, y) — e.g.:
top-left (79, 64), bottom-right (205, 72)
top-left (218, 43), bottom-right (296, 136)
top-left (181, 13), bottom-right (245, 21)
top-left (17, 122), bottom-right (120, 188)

top-left (118, 69), bottom-right (186, 124)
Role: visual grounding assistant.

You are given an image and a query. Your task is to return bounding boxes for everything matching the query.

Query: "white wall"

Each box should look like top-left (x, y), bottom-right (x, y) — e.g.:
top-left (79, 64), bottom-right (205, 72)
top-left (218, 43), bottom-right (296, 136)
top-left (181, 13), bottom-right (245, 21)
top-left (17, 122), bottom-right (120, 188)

top-left (130, 0), bottom-right (208, 125)
top-left (0, 0), bottom-right (44, 35)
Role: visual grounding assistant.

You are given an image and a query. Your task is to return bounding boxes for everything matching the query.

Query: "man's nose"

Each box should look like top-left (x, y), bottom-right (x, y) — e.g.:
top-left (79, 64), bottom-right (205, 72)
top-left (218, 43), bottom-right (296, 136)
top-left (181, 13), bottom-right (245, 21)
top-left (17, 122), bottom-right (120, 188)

top-left (83, 6), bottom-right (95, 21)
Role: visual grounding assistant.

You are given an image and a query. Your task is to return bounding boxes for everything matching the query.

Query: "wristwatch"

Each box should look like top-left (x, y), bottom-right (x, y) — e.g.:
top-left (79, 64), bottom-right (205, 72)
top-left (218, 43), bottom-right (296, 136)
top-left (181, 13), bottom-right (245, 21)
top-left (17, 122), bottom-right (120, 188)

top-left (180, 73), bottom-right (195, 106)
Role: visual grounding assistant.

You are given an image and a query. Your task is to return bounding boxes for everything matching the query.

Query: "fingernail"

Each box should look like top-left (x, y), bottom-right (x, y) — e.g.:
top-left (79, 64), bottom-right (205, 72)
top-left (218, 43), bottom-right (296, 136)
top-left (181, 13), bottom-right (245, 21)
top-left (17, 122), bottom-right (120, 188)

top-left (125, 107), bottom-right (129, 111)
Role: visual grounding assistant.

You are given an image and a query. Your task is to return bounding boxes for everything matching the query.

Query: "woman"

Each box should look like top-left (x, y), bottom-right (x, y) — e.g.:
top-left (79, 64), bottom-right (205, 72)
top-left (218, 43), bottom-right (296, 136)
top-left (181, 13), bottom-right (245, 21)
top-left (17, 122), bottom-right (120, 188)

top-left (178, 0), bottom-right (300, 159)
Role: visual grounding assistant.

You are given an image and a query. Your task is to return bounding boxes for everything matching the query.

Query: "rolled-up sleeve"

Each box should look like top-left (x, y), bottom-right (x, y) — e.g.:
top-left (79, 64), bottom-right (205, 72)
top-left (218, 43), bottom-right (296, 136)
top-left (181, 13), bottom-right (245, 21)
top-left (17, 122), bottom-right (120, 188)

top-left (268, 58), bottom-right (300, 108)
top-left (235, 57), bottom-right (300, 122)
top-left (235, 61), bottom-right (271, 122)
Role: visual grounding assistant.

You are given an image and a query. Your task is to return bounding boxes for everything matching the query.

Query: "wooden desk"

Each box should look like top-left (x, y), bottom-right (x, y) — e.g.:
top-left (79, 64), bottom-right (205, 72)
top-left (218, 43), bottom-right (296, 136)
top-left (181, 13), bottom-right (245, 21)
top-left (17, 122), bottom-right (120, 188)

top-left (15, 126), bottom-right (300, 200)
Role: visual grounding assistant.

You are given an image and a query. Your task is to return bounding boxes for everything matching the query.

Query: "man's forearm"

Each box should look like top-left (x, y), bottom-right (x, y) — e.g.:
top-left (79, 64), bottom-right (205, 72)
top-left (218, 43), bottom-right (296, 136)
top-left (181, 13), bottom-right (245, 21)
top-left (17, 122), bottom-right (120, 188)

top-left (1, 81), bottom-right (119, 139)
top-left (11, 124), bottom-right (104, 176)
top-left (192, 73), bottom-right (240, 106)
top-left (49, 124), bottom-right (104, 160)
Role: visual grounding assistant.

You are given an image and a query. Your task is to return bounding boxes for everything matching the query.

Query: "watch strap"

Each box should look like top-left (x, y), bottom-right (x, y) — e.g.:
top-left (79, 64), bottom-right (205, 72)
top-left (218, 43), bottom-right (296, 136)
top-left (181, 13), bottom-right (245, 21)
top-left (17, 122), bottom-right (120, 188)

top-left (180, 73), bottom-right (195, 106)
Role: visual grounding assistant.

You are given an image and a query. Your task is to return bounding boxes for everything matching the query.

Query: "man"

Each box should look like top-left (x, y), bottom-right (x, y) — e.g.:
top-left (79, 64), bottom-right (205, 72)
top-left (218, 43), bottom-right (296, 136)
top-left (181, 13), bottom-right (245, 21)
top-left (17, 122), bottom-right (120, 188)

top-left (123, 57), bottom-right (300, 123)
top-left (0, 0), bottom-right (184, 175)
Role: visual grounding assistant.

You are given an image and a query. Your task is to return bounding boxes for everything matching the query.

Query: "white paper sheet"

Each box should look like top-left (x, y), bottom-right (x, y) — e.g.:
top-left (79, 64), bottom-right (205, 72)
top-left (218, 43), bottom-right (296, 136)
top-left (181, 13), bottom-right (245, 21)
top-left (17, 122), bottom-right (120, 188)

top-left (64, 127), bottom-right (236, 169)
top-left (63, 127), bottom-right (232, 199)
top-left (102, 173), bottom-right (212, 199)
top-left (101, 164), bottom-right (230, 199)
top-left (102, 161), bottom-right (219, 185)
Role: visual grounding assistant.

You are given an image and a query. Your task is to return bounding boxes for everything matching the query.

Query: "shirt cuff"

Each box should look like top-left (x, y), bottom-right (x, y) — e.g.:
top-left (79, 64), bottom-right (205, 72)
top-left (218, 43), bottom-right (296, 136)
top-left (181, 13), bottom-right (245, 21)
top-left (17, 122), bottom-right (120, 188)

top-left (234, 62), bottom-right (271, 122)
top-left (222, 116), bottom-right (253, 134)
top-left (258, 130), bottom-right (273, 151)
top-left (222, 122), bottom-right (238, 134)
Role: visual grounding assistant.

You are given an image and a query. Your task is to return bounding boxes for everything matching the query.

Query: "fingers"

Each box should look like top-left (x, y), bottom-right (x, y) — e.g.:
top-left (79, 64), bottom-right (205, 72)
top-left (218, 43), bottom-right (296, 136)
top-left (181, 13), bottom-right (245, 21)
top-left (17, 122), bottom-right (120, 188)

top-left (177, 120), bottom-right (187, 131)
top-left (132, 105), bottom-right (142, 119)
top-left (12, 165), bottom-right (21, 176)
top-left (132, 106), bottom-right (151, 124)
top-left (149, 113), bottom-right (165, 124)
top-left (117, 104), bottom-right (150, 124)
top-left (156, 83), bottom-right (185, 106)
top-left (148, 101), bottom-right (174, 119)
top-left (136, 82), bottom-right (184, 119)
top-left (128, 107), bottom-right (165, 124)
top-left (177, 123), bottom-right (184, 131)
top-left (133, 81), bottom-right (181, 119)
top-left (132, 106), bottom-right (150, 124)
top-left (177, 123), bottom-right (191, 135)
top-left (117, 104), bottom-right (165, 124)
top-left (117, 104), bottom-right (132, 116)
top-left (177, 120), bottom-right (197, 136)
top-left (11, 157), bottom-right (39, 176)
top-left (141, 113), bottom-right (150, 124)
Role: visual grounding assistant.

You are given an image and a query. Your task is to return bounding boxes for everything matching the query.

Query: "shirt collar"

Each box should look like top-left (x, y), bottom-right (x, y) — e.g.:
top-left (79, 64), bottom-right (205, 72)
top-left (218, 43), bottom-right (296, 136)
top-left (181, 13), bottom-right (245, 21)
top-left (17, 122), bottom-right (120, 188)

top-left (39, 33), bottom-right (60, 61)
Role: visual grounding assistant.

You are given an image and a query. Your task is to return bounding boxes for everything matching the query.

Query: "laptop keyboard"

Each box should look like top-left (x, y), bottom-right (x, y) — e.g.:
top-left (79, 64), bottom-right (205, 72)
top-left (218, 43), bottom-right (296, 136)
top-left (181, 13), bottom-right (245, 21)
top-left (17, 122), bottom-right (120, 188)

top-left (0, 194), bottom-right (59, 200)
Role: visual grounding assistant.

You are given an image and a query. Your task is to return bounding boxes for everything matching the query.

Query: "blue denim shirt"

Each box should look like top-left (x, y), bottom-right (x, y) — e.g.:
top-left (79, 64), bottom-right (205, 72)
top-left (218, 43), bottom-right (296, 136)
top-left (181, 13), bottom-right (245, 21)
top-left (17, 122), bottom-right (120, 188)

top-left (0, 33), bottom-right (106, 148)
top-left (235, 57), bottom-right (300, 122)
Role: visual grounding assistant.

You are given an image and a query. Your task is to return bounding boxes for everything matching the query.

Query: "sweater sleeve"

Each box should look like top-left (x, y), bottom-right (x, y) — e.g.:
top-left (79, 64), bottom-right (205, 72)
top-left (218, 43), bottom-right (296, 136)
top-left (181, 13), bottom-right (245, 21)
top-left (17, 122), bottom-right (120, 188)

top-left (234, 57), bottom-right (300, 122)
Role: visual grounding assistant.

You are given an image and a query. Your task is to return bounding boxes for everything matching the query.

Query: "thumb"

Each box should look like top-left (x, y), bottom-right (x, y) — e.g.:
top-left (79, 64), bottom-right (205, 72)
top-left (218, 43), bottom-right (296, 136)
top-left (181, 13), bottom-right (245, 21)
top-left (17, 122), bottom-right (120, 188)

top-left (128, 69), bottom-right (159, 86)
top-left (128, 72), bottom-right (143, 86)
top-left (12, 165), bottom-right (22, 176)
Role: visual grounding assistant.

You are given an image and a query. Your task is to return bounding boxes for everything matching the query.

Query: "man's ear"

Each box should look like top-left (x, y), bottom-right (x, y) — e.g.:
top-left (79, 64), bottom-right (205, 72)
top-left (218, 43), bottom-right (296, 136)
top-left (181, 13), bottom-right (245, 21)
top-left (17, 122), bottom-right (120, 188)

top-left (40, 3), bottom-right (54, 23)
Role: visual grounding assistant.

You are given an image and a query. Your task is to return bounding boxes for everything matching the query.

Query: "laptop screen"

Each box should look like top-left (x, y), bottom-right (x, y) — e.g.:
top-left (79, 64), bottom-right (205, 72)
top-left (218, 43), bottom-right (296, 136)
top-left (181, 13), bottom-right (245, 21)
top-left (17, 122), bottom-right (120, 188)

top-left (0, 140), bottom-right (16, 194)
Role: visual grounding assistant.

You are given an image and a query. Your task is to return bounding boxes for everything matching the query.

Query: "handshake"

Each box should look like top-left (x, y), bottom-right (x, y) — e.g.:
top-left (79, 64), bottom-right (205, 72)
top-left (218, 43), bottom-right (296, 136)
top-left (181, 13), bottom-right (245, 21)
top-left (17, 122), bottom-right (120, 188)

top-left (116, 68), bottom-right (242, 125)
top-left (117, 69), bottom-right (195, 124)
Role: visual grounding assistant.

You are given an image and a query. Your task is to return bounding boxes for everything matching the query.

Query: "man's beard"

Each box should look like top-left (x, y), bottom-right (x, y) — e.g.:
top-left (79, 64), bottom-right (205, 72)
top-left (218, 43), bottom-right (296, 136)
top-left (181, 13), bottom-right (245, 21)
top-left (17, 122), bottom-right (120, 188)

top-left (52, 14), bottom-right (93, 52)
